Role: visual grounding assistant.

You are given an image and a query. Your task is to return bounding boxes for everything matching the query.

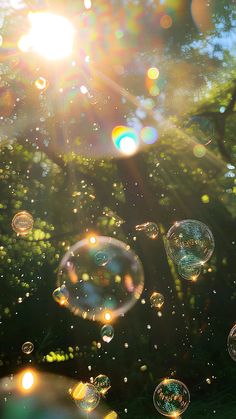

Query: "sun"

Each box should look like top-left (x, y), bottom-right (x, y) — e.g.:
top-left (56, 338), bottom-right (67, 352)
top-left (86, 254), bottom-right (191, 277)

top-left (18, 12), bottom-right (75, 60)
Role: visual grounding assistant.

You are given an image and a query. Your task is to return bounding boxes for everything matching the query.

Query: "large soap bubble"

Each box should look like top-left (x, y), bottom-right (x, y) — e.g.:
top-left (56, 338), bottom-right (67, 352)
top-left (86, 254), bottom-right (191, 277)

top-left (57, 236), bottom-right (144, 322)
top-left (153, 379), bottom-right (190, 417)
top-left (165, 219), bottom-right (214, 267)
top-left (94, 375), bottom-right (111, 396)
top-left (71, 382), bottom-right (100, 412)
top-left (227, 324), bottom-right (236, 361)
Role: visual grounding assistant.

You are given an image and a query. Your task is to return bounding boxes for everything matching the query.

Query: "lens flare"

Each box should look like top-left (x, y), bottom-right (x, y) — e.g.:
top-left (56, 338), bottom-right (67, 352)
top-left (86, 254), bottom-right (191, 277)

top-left (112, 126), bottom-right (139, 156)
top-left (18, 12), bottom-right (75, 60)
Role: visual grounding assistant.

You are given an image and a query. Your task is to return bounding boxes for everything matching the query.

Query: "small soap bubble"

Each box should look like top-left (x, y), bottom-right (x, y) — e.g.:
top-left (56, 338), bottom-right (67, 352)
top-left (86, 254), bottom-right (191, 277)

top-left (135, 222), bottom-right (159, 239)
top-left (165, 219), bottom-right (214, 266)
top-left (227, 324), bottom-right (236, 361)
top-left (94, 374), bottom-right (111, 395)
top-left (94, 251), bottom-right (109, 267)
top-left (153, 379), bottom-right (190, 417)
top-left (101, 324), bottom-right (114, 343)
top-left (71, 382), bottom-right (100, 412)
top-left (178, 262), bottom-right (201, 281)
top-left (150, 292), bottom-right (164, 309)
top-left (52, 284), bottom-right (69, 306)
top-left (22, 341), bottom-right (34, 355)
top-left (12, 211), bottom-right (34, 235)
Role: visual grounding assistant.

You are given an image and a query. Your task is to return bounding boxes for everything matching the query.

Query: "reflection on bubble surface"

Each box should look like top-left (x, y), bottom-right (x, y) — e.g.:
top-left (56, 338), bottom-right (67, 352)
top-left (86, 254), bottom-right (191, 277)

top-left (94, 374), bottom-right (111, 395)
top-left (135, 222), bottom-right (159, 239)
top-left (57, 236), bottom-right (144, 322)
top-left (150, 292), bottom-right (164, 309)
top-left (178, 261), bottom-right (201, 281)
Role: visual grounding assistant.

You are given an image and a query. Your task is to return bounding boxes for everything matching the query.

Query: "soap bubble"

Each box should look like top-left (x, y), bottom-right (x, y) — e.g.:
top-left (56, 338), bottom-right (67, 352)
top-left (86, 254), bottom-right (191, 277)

top-left (34, 76), bottom-right (48, 91)
top-left (52, 284), bottom-right (69, 306)
top-left (165, 219), bottom-right (214, 267)
top-left (135, 222), bottom-right (159, 239)
top-left (57, 236), bottom-right (144, 322)
top-left (94, 375), bottom-right (111, 395)
top-left (178, 262), bottom-right (201, 281)
top-left (12, 211), bottom-right (34, 235)
top-left (72, 382), bottom-right (100, 412)
top-left (153, 379), bottom-right (190, 417)
top-left (22, 341), bottom-right (34, 355)
top-left (150, 292), bottom-right (164, 309)
top-left (101, 324), bottom-right (114, 343)
top-left (227, 324), bottom-right (236, 361)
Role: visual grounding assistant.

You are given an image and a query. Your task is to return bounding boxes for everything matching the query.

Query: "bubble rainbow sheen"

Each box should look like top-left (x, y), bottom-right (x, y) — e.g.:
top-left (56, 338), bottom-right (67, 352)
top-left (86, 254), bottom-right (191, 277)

top-left (140, 126), bottom-right (158, 145)
top-left (112, 126), bottom-right (139, 155)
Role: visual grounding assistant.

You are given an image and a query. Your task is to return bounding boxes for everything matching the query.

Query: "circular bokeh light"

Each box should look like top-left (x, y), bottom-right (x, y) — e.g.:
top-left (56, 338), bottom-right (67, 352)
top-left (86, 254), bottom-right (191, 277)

top-left (165, 219), bottom-right (214, 267)
top-left (153, 379), bottom-right (190, 417)
top-left (112, 126), bottom-right (139, 156)
top-left (57, 236), bottom-right (144, 322)
top-left (193, 144), bottom-right (206, 158)
top-left (147, 67), bottom-right (159, 80)
top-left (140, 127), bottom-right (158, 145)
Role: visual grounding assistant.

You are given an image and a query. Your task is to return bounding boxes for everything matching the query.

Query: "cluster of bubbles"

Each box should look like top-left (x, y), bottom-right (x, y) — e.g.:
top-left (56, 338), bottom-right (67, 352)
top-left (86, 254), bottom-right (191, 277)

top-left (153, 379), bottom-right (190, 417)
top-left (21, 341), bottom-right (34, 355)
top-left (12, 211), bottom-right (34, 235)
top-left (56, 236), bottom-right (144, 322)
top-left (165, 219), bottom-right (214, 281)
top-left (100, 324), bottom-right (114, 343)
top-left (71, 382), bottom-right (100, 412)
top-left (150, 292), bottom-right (164, 309)
top-left (227, 324), bottom-right (236, 361)
top-left (135, 222), bottom-right (159, 239)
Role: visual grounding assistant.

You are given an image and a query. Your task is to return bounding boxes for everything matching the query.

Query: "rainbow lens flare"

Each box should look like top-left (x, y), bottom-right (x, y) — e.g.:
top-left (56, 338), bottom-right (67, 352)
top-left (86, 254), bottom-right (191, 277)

top-left (112, 126), bottom-right (139, 156)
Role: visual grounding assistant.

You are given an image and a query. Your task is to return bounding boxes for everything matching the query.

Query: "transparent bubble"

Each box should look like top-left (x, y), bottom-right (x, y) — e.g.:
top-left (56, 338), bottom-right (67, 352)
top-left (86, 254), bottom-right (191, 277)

top-left (12, 211), bottom-right (34, 235)
top-left (150, 292), bottom-right (164, 309)
top-left (52, 284), bottom-right (69, 306)
top-left (165, 219), bottom-right (214, 266)
top-left (178, 261), bottom-right (201, 281)
top-left (57, 236), bottom-right (144, 322)
top-left (72, 382), bottom-right (100, 412)
top-left (22, 341), bottom-right (34, 355)
top-left (94, 374), bottom-right (111, 395)
top-left (227, 324), bottom-right (236, 361)
top-left (135, 222), bottom-right (159, 239)
top-left (153, 379), bottom-right (190, 417)
top-left (101, 324), bottom-right (114, 343)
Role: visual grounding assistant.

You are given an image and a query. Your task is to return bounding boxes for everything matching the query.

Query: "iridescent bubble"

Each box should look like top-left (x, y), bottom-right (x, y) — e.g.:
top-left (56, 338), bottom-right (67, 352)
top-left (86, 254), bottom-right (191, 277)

top-left (150, 292), bottom-right (164, 309)
top-left (71, 382), bottom-right (100, 412)
top-left (112, 126), bottom-right (139, 156)
top-left (227, 324), bottom-right (236, 361)
top-left (52, 284), bottom-right (69, 306)
top-left (153, 379), bottom-right (190, 417)
top-left (57, 236), bottom-right (144, 322)
top-left (135, 222), bottom-right (159, 239)
top-left (101, 324), bottom-right (114, 343)
top-left (178, 261), bottom-right (201, 281)
top-left (12, 211), bottom-right (34, 235)
top-left (94, 374), bottom-right (111, 395)
top-left (140, 126), bottom-right (158, 145)
top-left (22, 341), bottom-right (34, 355)
top-left (165, 219), bottom-right (214, 267)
